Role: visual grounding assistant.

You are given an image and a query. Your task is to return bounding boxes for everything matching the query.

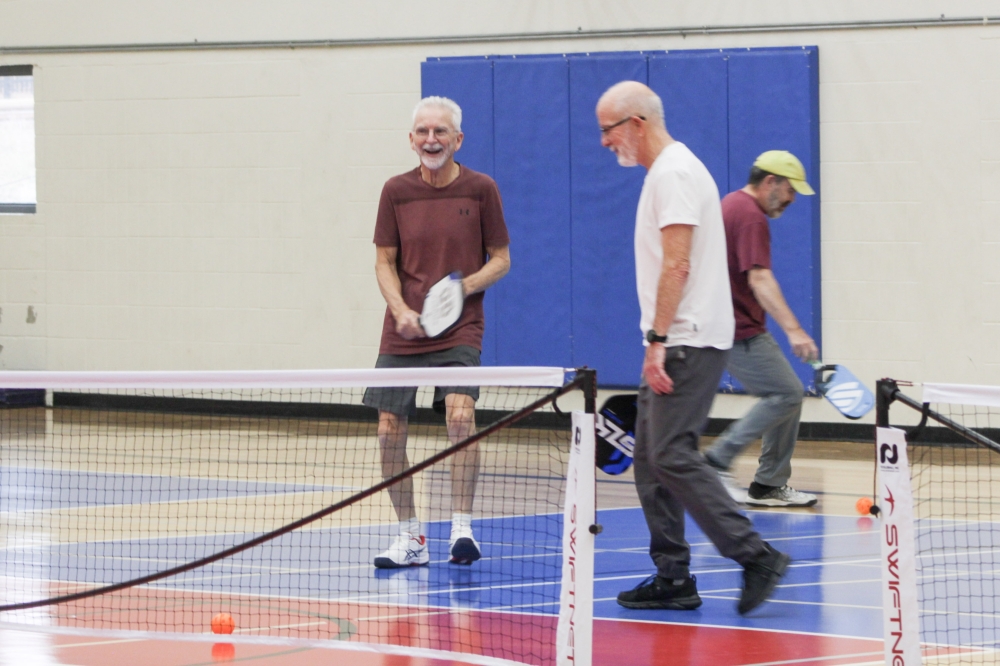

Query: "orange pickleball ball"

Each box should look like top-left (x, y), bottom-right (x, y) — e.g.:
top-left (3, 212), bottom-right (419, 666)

top-left (856, 497), bottom-right (874, 516)
top-left (211, 612), bottom-right (235, 635)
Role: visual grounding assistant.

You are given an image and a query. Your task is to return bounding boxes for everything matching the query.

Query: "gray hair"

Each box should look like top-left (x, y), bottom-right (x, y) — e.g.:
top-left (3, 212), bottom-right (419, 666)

top-left (412, 96), bottom-right (463, 132)
top-left (600, 81), bottom-right (665, 127)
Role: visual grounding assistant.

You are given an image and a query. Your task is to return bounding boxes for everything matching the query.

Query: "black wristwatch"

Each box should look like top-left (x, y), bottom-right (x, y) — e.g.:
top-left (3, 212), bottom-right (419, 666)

top-left (645, 329), bottom-right (667, 344)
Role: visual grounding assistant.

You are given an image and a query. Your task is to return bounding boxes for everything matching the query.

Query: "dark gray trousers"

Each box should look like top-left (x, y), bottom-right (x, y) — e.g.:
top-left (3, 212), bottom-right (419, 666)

top-left (705, 332), bottom-right (804, 487)
top-left (633, 345), bottom-right (767, 579)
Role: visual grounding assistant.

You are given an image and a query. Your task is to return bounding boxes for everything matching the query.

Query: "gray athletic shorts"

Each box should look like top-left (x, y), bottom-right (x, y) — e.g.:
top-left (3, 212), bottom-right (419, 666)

top-left (362, 345), bottom-right (481, 418)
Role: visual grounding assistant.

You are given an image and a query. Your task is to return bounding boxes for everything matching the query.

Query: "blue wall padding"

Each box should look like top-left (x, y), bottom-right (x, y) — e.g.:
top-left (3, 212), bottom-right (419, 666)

top-left (491, 58), bottom-right (574, 367)
top-left (421, 58), bottom-right (500, 364)
top-left (649, 51), bottom-right (730, 195)
top-left (568, 55), bottom-right (648, 386)
top-left (420, 58), bottom-right (496, 175)
top-left (727, 47), bottom-right (821, 390)
top-left (421, 47), bottom-right (820, 390)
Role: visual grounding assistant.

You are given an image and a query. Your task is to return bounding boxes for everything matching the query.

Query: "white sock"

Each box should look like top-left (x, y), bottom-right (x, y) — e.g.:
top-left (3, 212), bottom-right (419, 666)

top-left (400, 517), bottom-right (420, 538)
top-left (452, 512), bottom-right (473, 536)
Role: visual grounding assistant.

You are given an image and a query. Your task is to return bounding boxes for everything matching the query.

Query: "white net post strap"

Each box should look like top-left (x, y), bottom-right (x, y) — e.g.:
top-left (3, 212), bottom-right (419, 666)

top-left (556, 412), bottom-right (595, 666)
top-left (922, 382), bottom-right (1000, 407)
top-left (876, 426), bottom-right (922, 666)
top-left (0, 366), bottom-right (569, 389)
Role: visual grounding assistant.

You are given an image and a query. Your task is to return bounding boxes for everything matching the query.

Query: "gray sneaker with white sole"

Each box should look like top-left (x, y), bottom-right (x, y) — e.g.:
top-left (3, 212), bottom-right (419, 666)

top-left (745, 485), bottom-right (817, 508)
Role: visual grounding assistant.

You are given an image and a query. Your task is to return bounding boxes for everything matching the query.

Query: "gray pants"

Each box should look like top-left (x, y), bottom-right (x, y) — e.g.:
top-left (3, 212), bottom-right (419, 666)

top-left (634, 345), bottom-right (766, 579)
top-left (705, 332), bottom-right (804, 487)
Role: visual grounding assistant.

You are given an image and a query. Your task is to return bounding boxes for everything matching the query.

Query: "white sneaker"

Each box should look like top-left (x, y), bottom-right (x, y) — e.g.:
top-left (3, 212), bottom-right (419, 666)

top-left (374, 533), bottom-right (430, 568)
top-left (449, 528), bottom-right (481, 565)
top-left (716, 469), bottom-right (748, 504)
top-left (746, 485), bottom-right (818, 508)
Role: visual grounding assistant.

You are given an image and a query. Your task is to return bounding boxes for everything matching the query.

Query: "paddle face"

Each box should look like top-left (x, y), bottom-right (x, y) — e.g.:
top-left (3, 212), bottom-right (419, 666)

top-left (420, 272), bottom-right (464, 338)
top-left (595, 394), bottom-right (637, 475)
top-left (813, 363), bottom-right (874, 420)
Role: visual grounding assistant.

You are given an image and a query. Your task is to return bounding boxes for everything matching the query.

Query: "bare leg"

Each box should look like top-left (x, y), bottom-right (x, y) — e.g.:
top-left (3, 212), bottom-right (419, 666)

top-left (378, 410), bottom-right (415, 522)
top-left (445, 393), bottom-right (478, 514)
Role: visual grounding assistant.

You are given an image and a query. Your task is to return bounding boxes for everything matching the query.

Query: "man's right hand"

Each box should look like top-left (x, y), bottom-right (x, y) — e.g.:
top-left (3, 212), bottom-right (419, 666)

top-left (395, 309), bottom-right (426, 340)
top-left (642, 343), bottom-right (675, 395)
top-left (787, 327), bottom-right (818, 363)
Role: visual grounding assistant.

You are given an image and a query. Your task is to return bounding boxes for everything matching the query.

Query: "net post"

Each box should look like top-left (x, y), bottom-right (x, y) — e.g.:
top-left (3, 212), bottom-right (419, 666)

top-left (558, 409), bottom-right (596, 666)
top-left (875, 425), bottom-right (923, 665)
top-left (576, 367), bottom-right (597, 414)
top-left (875, 379), bottom-right (897, 428)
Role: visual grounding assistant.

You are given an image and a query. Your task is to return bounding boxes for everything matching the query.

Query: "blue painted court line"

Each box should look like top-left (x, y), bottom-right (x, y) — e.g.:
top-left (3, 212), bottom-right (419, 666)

top-left (0, 465), bottom-right (355, 511)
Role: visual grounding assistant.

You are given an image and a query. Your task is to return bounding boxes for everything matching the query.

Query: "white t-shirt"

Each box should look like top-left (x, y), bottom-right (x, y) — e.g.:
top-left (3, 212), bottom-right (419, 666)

top-left (634, 142), bottom-right (734, 350)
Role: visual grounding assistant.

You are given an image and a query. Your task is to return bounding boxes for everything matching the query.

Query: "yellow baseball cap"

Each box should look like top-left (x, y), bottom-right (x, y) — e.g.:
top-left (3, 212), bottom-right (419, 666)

top-left (753, 150), bottom-right (815, 195)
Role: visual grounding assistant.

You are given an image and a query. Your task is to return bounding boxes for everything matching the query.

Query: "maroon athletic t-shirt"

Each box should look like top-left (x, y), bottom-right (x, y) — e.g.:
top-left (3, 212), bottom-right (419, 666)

top-left (723, 190), bottom-right (772, 341)
top-left (373, 165), bottom-right (510, 355)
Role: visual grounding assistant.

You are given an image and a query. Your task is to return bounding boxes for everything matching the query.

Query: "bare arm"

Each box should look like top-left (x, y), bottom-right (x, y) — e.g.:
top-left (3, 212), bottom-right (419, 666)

top-left (643, 224), bottom-right (693, 395)
top-left (374, 245), bottom-right (425, 340)
top-left (462, 245), bottom-right (510, 296)
top-left (747, 267), bottom-right (818, 362)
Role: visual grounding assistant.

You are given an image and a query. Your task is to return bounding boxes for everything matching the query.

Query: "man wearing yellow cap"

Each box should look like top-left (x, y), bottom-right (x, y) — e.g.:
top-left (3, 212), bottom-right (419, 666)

top-left (704, 150), bottom-right (820, 508)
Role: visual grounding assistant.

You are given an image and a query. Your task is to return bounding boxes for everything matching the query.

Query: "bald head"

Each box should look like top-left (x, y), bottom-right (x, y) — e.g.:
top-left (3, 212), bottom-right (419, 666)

top-left (597, 81), bottom-right (665, 129)
top-left (596, 80), bottom-right (673, 170)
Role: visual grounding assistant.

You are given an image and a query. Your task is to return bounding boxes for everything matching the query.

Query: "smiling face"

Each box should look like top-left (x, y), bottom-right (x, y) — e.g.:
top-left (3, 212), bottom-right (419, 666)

top-left (409, 104), bottom-right (463, 172)
top-left (596, 101), bottom-right (640, 168)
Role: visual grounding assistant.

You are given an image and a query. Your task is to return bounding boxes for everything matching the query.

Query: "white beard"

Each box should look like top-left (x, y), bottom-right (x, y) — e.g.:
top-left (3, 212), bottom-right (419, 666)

top-left (420, 151), bottom-right (449, 170)
top-left (614, 141), bottom-right (639, 168)
top-left (616, 151), bottom-right (638, 168)
top-left (417, 142), bottom-right (452, 171)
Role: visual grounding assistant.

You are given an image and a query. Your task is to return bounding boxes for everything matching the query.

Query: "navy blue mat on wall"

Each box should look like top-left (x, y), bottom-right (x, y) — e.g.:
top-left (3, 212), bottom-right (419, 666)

top-left (649, 51), bottom-right (730, 195)
top-left (491, 57), bottom-right (574, 367)
top-left (422, 46), bottom-right (820, 390)
top-left (568, 54), bottom-right (648, 386)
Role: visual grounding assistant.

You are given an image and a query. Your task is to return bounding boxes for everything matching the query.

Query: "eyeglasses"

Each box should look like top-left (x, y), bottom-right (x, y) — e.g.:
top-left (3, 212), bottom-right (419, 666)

top-left (413, 127), bottom-right (453, 139)
top-left (599, 115), bottom-right (645, 135)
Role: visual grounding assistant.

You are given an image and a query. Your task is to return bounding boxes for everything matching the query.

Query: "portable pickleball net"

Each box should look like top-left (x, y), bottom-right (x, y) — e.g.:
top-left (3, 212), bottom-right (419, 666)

top-left (0, 366), bottom-right (598, 666)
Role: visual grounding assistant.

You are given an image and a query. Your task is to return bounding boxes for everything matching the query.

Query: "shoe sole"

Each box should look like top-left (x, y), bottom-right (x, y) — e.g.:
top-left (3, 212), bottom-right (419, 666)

top-left (745, 497), bottom-right (817, 508)
top-left (373, 557), bottom-right (429, 569)
top-left (449, 537), bottom-right (481, 565)
top-left (738, 552), bottom-right (790, 615)
top-left (616, 595), bottom-right (702, 610)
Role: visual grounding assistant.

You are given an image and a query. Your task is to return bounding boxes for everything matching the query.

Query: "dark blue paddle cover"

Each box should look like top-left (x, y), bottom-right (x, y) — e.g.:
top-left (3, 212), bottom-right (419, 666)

top-left (595, 394), bottom-right (637, 475)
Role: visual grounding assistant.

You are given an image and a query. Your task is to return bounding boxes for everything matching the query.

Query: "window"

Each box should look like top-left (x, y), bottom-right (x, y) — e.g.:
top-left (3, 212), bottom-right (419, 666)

top-left (0, 65), bottom-right (36, 214)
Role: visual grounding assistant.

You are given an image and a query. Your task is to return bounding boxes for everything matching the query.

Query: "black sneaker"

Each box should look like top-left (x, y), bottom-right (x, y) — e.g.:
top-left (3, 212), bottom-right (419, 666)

top-left (738, 544), bottom-right (790, 615)
top-left (617, 574), bottom-right (702, 610)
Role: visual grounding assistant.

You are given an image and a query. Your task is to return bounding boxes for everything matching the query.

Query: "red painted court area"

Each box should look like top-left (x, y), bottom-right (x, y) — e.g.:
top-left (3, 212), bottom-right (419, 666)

top-left (46, 636), bottom-right (491, 666)
top-left (11, 587), bottom-right (560, 665)
top-left (593, 621), bottom-right (884, 666)
top-left (7, 619), bottom-right (887, 666)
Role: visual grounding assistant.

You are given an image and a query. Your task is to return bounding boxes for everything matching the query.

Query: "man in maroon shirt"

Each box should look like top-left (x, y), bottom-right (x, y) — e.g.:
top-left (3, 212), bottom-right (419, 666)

top-left (704, 151), bottom-right (820, 508)
top-left (362, 96), bottom-right (511, 568)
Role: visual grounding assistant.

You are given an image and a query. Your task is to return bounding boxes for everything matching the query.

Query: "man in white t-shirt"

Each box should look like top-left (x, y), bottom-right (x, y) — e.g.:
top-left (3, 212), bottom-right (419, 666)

top-left (595, 81), bottom-right (790, 616)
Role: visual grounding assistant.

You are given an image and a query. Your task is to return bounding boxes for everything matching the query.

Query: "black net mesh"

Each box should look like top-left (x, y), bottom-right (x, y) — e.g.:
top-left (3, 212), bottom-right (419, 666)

top-left (908, 399), bottom-right (1000, 664)
top-left (0, 376), bottom-right (585, 666)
